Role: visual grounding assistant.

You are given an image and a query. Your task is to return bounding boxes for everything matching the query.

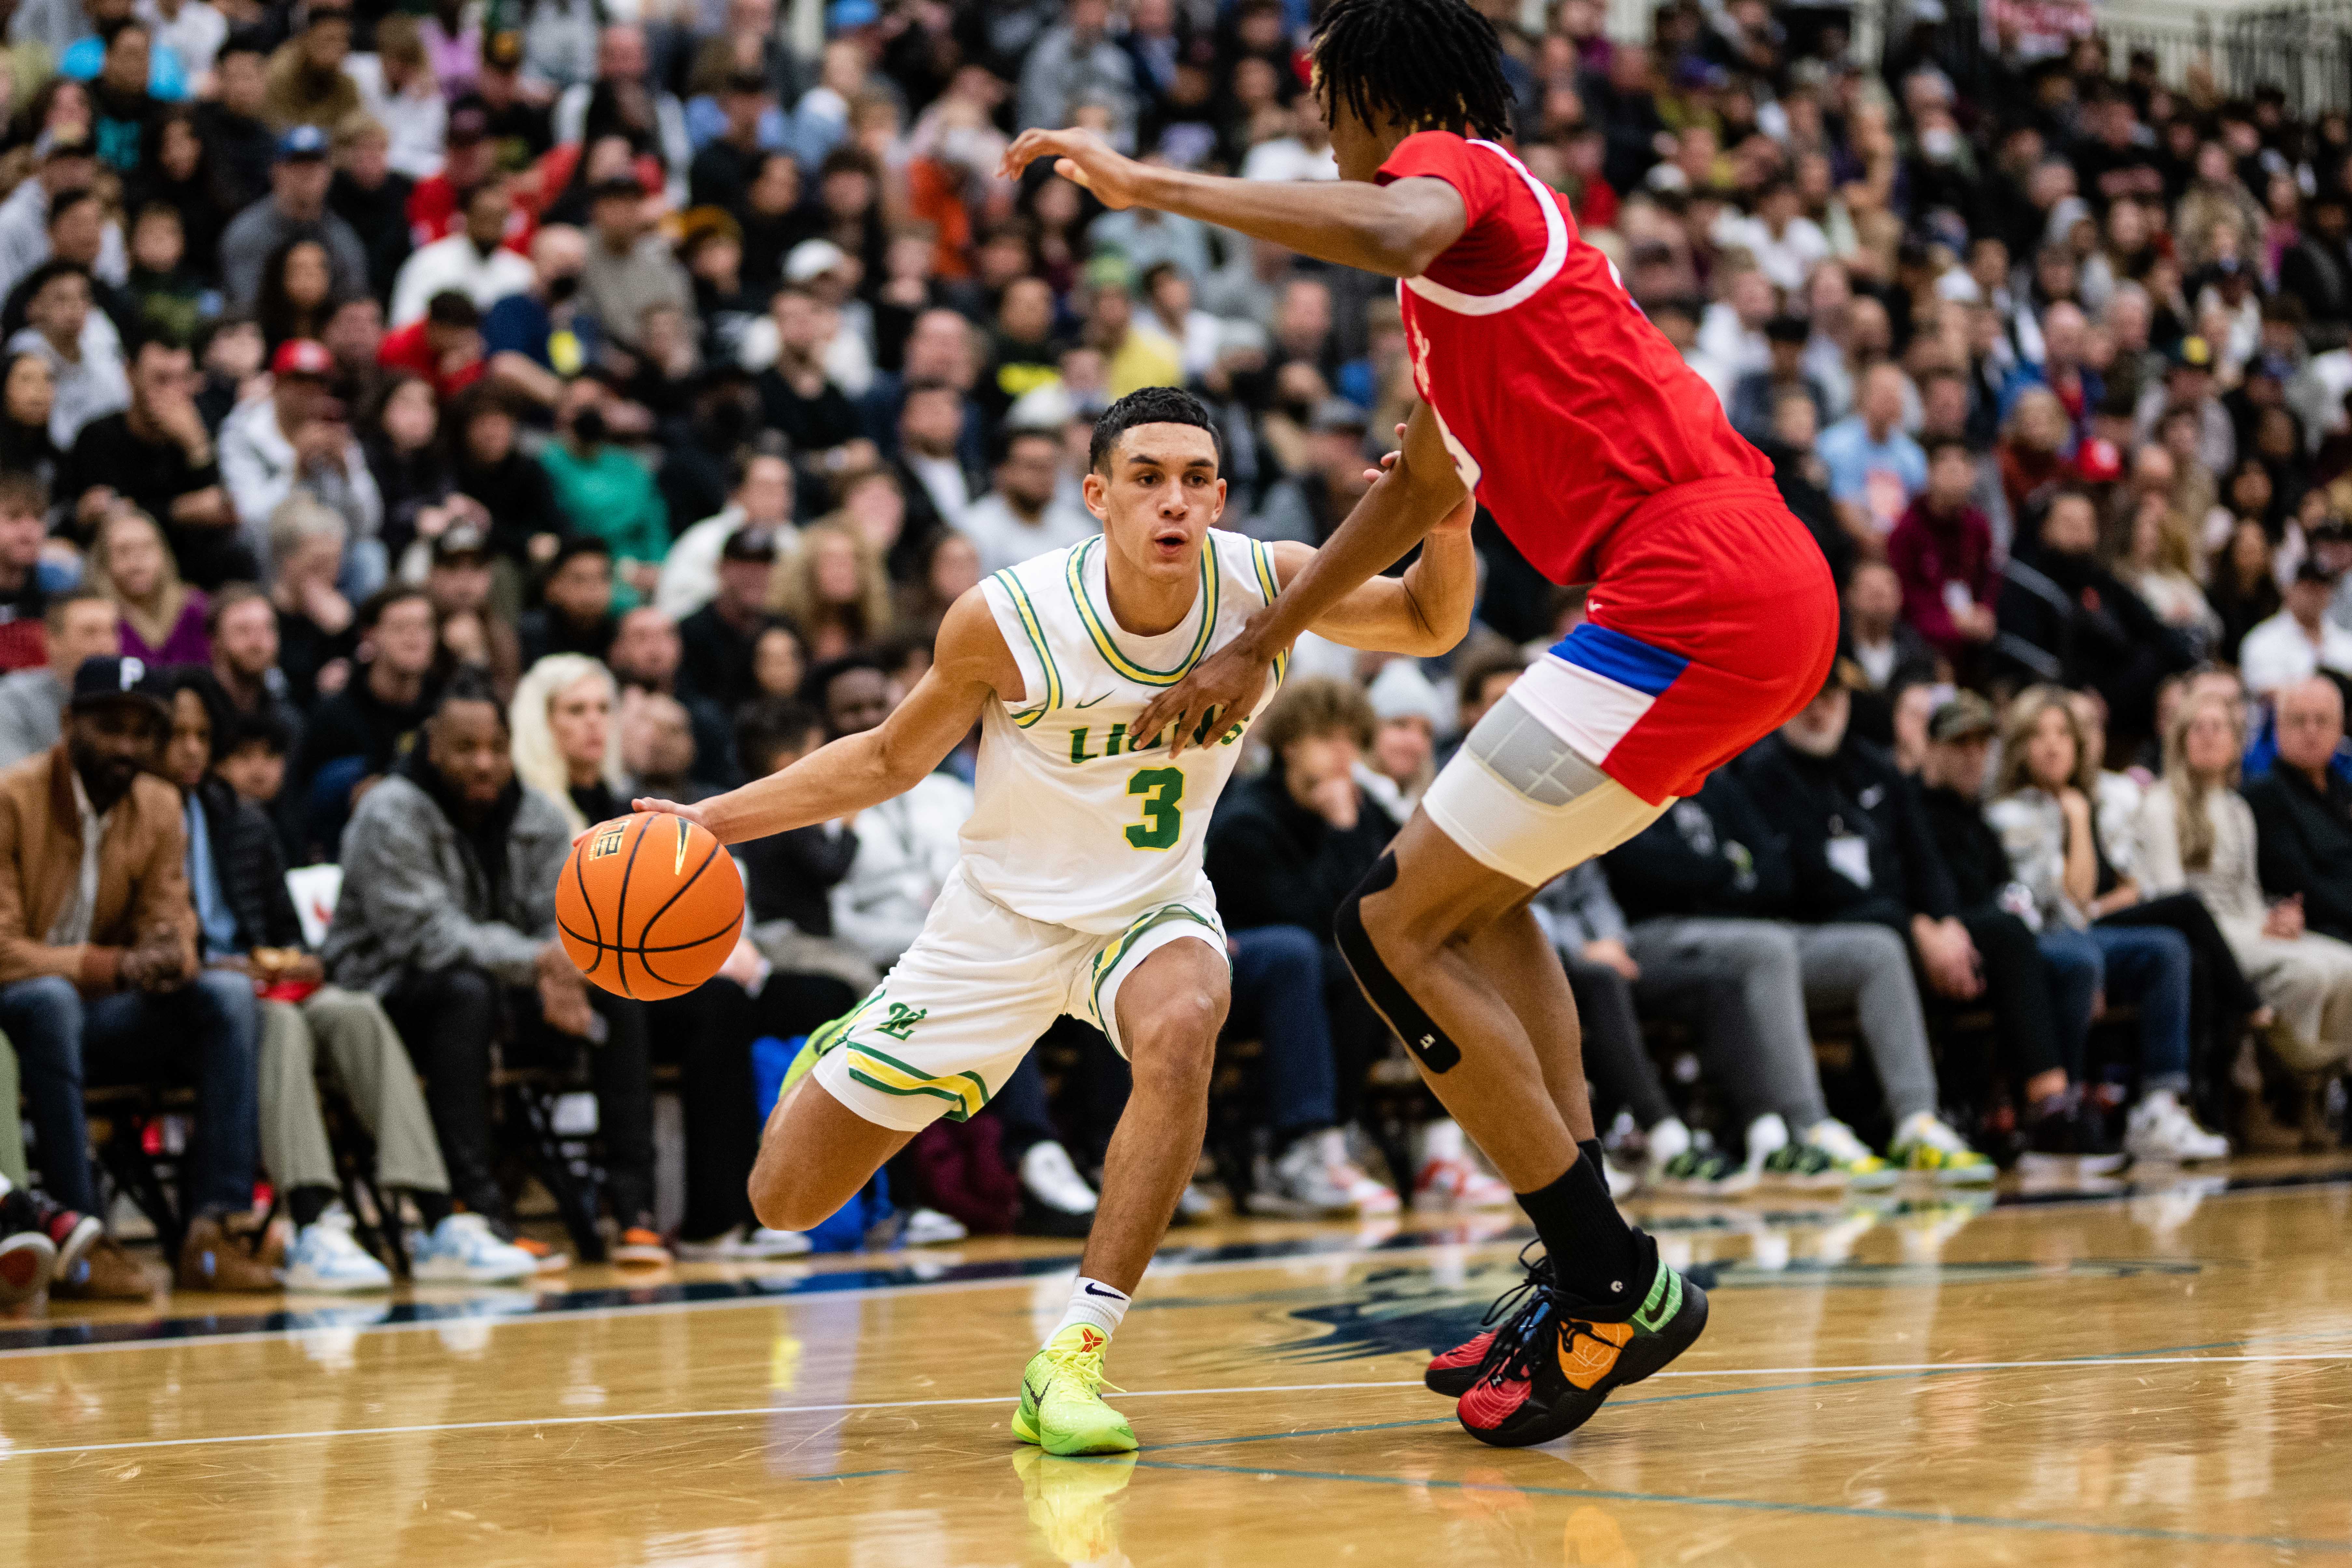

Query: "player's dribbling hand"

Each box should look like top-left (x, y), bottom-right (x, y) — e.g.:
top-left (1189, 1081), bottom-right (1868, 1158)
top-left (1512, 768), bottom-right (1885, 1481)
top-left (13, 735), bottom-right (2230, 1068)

top-left (997, 127), bottom-right (1142, 209)
top-left (632, 798), bottom-right (710, 832)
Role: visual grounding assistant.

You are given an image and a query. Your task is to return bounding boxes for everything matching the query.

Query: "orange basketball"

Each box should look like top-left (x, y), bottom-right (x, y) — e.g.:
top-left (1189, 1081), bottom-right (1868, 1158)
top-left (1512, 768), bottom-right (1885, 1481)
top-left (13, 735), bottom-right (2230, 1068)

top-left (556, 812), bottom-right (745, 1000)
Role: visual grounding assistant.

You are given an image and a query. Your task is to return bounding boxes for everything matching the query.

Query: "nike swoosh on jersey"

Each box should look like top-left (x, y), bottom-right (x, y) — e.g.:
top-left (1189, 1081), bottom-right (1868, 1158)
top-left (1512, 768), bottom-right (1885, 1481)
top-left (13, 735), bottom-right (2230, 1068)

top-left (1071, 692), bottom-right (1114, 708)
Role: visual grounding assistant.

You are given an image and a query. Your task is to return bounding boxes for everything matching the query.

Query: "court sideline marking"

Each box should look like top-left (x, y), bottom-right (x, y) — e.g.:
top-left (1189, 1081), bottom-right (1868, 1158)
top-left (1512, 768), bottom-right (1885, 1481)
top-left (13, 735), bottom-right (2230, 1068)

top-left (7, 1345), bottom-right (2347, 1461)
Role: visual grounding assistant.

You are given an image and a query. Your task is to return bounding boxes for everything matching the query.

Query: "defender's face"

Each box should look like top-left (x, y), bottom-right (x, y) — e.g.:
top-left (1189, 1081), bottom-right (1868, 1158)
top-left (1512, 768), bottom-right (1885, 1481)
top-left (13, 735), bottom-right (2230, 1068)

top-left (1085, 422), bottom-right (1225, 583)
top-left (1317, 75), bottom-right (1390, 183)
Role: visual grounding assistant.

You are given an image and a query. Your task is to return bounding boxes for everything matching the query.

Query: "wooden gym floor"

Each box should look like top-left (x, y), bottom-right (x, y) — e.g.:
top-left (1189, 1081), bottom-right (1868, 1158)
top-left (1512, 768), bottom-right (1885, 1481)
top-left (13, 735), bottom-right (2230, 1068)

top-left (4, 1156), bottom-right (2350, 1566)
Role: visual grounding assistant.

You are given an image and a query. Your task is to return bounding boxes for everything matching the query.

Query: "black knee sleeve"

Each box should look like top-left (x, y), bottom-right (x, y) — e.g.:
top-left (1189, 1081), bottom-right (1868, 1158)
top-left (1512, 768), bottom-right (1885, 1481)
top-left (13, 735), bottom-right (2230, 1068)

top-left (1333, 852), bottom-right (1462, 1074)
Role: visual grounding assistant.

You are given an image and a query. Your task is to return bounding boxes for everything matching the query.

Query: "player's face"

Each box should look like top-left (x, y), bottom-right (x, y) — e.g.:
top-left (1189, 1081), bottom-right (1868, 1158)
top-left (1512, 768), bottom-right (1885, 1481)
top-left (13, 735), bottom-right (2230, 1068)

top-left (1316, 75), bottom-right (1396, 183)
top-left (1085, 422), bottom-right (1225, 584)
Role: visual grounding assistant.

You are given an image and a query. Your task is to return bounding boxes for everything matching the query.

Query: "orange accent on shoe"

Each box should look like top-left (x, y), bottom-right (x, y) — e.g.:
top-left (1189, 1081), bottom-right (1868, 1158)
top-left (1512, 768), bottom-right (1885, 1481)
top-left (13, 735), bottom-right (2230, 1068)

top-left (1559, 1319), bottom-right (1634, 1390)
top-left (614, 1227), bottom-right (672, 1266)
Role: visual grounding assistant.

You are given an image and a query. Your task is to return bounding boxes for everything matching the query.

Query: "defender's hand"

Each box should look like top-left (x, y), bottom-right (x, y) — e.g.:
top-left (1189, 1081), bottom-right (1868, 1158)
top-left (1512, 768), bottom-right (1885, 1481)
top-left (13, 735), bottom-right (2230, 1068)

top-left (998, 127), bottom-right (1142, 209)
top-left (1131, 637), bottom-right (1273, 759)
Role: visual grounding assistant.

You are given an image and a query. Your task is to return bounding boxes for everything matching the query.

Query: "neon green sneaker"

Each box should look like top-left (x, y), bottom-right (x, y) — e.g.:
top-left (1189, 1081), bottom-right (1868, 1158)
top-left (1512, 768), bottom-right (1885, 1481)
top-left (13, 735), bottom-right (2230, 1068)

top-left (779, 1034), bottom-right (822, 1100)
top-left (1012, 1324), bottom-right (1137, 1455)
top-left (1803, 1118), bottom-right (1900, 1191)
top-left (1890, 1111), bottom-right (1996, 1185)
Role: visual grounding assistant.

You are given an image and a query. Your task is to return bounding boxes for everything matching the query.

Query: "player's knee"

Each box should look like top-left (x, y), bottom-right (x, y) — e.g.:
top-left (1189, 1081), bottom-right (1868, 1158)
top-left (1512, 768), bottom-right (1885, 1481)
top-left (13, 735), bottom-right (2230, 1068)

top-left (748, 1165), bottom-right (835, 1235)
top-left (1129, 992), bottom-right (1221, 1098)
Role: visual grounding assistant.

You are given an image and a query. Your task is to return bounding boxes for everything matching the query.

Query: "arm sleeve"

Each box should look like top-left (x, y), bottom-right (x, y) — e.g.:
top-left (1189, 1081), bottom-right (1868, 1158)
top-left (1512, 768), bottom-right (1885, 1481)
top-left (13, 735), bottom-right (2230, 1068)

top-left (1375, 130), bottom-right (1547, 297)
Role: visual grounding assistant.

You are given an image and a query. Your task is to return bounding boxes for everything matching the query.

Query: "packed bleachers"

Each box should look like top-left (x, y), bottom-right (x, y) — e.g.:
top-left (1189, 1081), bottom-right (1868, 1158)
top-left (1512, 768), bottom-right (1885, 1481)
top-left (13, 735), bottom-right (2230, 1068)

top-left (0, 0), bottom-right (2349, 1305)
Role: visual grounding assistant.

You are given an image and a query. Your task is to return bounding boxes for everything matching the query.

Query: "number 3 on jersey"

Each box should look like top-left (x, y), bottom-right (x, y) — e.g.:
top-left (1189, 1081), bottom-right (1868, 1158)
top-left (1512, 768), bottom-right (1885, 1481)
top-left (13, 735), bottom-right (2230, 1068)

top-left (1124, 766), bottom-right (1184, 850)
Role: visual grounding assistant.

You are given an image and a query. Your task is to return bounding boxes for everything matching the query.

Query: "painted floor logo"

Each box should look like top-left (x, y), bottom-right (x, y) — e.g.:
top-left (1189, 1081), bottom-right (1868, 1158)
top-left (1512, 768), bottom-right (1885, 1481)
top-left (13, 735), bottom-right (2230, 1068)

top-left (1258, 1255), bottom-right (2207, 1365)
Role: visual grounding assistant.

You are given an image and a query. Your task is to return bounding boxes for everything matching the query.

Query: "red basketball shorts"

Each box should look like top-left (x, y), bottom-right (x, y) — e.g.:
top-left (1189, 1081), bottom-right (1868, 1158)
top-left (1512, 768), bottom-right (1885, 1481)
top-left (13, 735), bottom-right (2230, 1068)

top-left (1511, 476), bottom-right (1841, 806)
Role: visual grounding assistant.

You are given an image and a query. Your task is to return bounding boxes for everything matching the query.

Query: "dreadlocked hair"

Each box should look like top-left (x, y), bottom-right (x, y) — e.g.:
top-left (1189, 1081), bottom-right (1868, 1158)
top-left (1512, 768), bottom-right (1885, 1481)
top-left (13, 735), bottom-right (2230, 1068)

top-left (1310, 0), bottom-right (1514, 143)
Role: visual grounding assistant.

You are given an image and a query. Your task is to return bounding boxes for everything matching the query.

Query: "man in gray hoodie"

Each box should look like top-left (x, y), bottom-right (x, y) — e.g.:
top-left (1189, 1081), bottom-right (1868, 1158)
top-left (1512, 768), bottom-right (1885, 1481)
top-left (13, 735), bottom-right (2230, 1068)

top-left (322, 668), bottom-right (661, 1264)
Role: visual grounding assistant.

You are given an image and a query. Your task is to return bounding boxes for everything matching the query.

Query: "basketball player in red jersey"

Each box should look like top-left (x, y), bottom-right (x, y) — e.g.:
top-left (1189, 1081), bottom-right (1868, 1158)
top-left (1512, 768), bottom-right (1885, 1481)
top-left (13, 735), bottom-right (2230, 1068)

top-left (1004, 0), bottom-right (1839, 1448)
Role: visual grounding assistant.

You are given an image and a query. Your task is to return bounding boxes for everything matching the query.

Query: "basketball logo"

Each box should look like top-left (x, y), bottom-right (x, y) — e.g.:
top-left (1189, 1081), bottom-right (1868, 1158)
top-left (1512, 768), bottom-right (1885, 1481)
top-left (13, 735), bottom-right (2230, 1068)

top-left (556, 812), bottom-right (744, 1000)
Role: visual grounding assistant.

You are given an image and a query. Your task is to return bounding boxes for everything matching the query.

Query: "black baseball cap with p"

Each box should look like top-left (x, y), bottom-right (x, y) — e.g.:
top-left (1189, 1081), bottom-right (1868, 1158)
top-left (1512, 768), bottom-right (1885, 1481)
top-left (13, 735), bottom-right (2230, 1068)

top-left (70, 655), bottom-right (172, 725)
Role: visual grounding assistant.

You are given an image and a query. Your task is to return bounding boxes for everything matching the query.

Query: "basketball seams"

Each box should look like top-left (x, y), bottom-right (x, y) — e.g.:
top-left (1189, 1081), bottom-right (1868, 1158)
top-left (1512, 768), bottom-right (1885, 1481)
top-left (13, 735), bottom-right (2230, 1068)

top-left (612, 816), bottom-right (649, 999)
top-left (567, 836), bottom-right (609, 982)
top-left (561, 812), bottom-right (745, 999)
top-left (633, 911), bottom-right (742, 992)
top-left (631, 836), bottom-right (736, 994)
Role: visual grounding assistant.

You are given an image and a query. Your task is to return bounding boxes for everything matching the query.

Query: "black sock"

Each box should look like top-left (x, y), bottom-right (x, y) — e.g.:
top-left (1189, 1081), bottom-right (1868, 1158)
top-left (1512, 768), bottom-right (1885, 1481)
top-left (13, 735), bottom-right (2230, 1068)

top-left (1515, 1141), bottom-right (1649, 1320)
top-left (411, 1190), bottom-right (453, 1228)
top-left (288, 1186), bottom-right (334, 1229)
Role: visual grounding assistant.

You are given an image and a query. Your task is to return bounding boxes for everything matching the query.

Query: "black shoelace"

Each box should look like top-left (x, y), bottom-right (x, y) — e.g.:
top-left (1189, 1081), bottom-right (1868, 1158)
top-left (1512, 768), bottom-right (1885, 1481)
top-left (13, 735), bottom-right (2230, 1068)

top-left (1467, 1242), bottom-right (1559, 1376)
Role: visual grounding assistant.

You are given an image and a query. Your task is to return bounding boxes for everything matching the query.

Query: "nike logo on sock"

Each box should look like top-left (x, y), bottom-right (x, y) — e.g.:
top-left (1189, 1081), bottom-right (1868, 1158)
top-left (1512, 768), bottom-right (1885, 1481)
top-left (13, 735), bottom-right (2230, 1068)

top-left (1082, 1282), bottom-right (1128, 1300)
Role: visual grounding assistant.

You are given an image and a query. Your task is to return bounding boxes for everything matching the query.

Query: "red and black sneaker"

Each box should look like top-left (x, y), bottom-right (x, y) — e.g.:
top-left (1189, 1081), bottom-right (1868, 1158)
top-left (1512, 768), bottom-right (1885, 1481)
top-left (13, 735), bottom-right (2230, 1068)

top-left (1455, 1248), bottom-right (1709, 1448)
top-left (0, 1183), bottom-right (101, 1280)
top-left (1425, 1243), bottom-right (1552, 1397)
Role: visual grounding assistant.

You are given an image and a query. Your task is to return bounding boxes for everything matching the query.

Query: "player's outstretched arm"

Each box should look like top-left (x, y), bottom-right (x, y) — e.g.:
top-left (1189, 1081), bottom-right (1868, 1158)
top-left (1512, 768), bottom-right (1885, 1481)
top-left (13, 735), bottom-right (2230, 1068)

top-left (636, 591), bottom-right (1012, 844)
top-left (998, 128), bottom-right (1465, 279)
top-left (1133, 403), bottom-right (1468, 754)
top-left (1282, 428), bottom-right (1475, 655)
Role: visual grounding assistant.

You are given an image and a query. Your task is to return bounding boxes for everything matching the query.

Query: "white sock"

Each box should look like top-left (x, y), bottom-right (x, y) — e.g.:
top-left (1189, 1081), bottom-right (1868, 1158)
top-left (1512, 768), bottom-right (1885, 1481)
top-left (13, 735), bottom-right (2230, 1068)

top-left (1049, 1277), bottom-right (1131, 1345)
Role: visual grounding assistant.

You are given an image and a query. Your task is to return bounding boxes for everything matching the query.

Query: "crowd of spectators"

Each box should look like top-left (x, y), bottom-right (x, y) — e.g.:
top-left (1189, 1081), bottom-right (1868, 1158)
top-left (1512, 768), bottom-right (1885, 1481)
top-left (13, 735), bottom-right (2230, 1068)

top-left (0, 0), bottom-right (2350, 1300)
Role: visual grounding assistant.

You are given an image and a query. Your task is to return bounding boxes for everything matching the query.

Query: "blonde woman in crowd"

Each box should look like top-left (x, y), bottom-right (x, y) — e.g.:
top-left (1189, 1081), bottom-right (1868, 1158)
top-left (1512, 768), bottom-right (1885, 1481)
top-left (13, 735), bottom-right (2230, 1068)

top-left (2137, 689), bottom-right (2352, 1142)
top-left (87, 506), bottom-right (210, 664)
top-left (510, 653), bottom-right (626, 835)
top-left (770, 520), bottom-right (893, 661)
top-left (2111, 490), bottom-right (2222, 658)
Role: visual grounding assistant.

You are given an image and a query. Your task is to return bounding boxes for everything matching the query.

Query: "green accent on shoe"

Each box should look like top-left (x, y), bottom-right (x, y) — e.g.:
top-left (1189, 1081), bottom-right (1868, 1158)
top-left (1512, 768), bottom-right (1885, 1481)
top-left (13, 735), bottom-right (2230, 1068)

top-left (1762, 1142), bottom-right (1840, 1180)
top-left (1630, 1262), bottom-right (1683, 1334)
top-left (1013, 1325), bottom-right (1138, 1456)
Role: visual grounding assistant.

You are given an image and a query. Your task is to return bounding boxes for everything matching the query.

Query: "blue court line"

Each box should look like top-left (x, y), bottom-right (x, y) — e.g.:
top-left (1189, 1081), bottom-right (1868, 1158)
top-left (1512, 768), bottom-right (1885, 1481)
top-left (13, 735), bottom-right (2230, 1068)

top-left (795, 1468), bottom-right (908, 1483)
top-left (1106, 1459), bottom-right (2352, 1554)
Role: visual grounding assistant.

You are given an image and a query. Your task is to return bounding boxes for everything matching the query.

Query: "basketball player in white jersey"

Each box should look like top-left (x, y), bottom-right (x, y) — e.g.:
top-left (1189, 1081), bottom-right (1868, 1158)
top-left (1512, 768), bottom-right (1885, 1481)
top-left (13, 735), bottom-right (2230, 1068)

top-left (636, 387), bottom-right (1473, 1454)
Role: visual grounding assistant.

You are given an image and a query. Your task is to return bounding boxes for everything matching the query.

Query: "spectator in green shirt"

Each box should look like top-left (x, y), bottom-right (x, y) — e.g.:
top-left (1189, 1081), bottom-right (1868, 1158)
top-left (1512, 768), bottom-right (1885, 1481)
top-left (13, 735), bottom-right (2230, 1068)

top-left (538, 378), bottom-right (668, 606)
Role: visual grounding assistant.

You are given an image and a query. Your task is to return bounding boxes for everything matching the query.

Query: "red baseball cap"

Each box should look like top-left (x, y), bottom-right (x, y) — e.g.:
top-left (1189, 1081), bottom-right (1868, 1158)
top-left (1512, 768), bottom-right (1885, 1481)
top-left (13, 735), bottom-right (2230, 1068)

top-left (2074, 436), bottom-right (2122, 483)
top-left (271, 338), bottom-right (334, 378)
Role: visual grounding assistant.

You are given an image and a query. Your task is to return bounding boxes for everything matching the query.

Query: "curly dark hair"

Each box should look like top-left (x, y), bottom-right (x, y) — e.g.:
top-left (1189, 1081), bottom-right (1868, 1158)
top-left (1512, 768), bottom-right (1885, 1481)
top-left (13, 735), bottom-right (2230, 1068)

top-left (1310, 0), bottom-right (1514, 143)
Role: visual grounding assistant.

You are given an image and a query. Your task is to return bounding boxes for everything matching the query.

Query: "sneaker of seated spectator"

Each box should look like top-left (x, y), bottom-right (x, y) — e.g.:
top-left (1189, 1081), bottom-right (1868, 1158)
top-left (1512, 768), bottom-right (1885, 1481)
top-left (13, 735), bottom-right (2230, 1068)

top-left (0, 656), bottom-right (273, 1295)
top-left (319, 670), bottom-right (667, 1265)
top-left (0, 1171), bottom-right (157, 1299)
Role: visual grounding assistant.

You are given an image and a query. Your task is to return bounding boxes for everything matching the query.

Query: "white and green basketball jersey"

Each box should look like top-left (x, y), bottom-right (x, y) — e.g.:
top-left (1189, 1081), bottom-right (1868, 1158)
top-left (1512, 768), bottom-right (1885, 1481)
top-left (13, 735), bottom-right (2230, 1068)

top-left (965, 529), bottom-right (1290, 935)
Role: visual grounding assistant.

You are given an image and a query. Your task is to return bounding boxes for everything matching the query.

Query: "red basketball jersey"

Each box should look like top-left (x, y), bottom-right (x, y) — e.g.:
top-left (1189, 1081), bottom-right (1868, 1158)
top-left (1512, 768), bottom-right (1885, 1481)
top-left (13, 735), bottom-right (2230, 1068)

top-left (1378, 131), bottom-right (1770, 585)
